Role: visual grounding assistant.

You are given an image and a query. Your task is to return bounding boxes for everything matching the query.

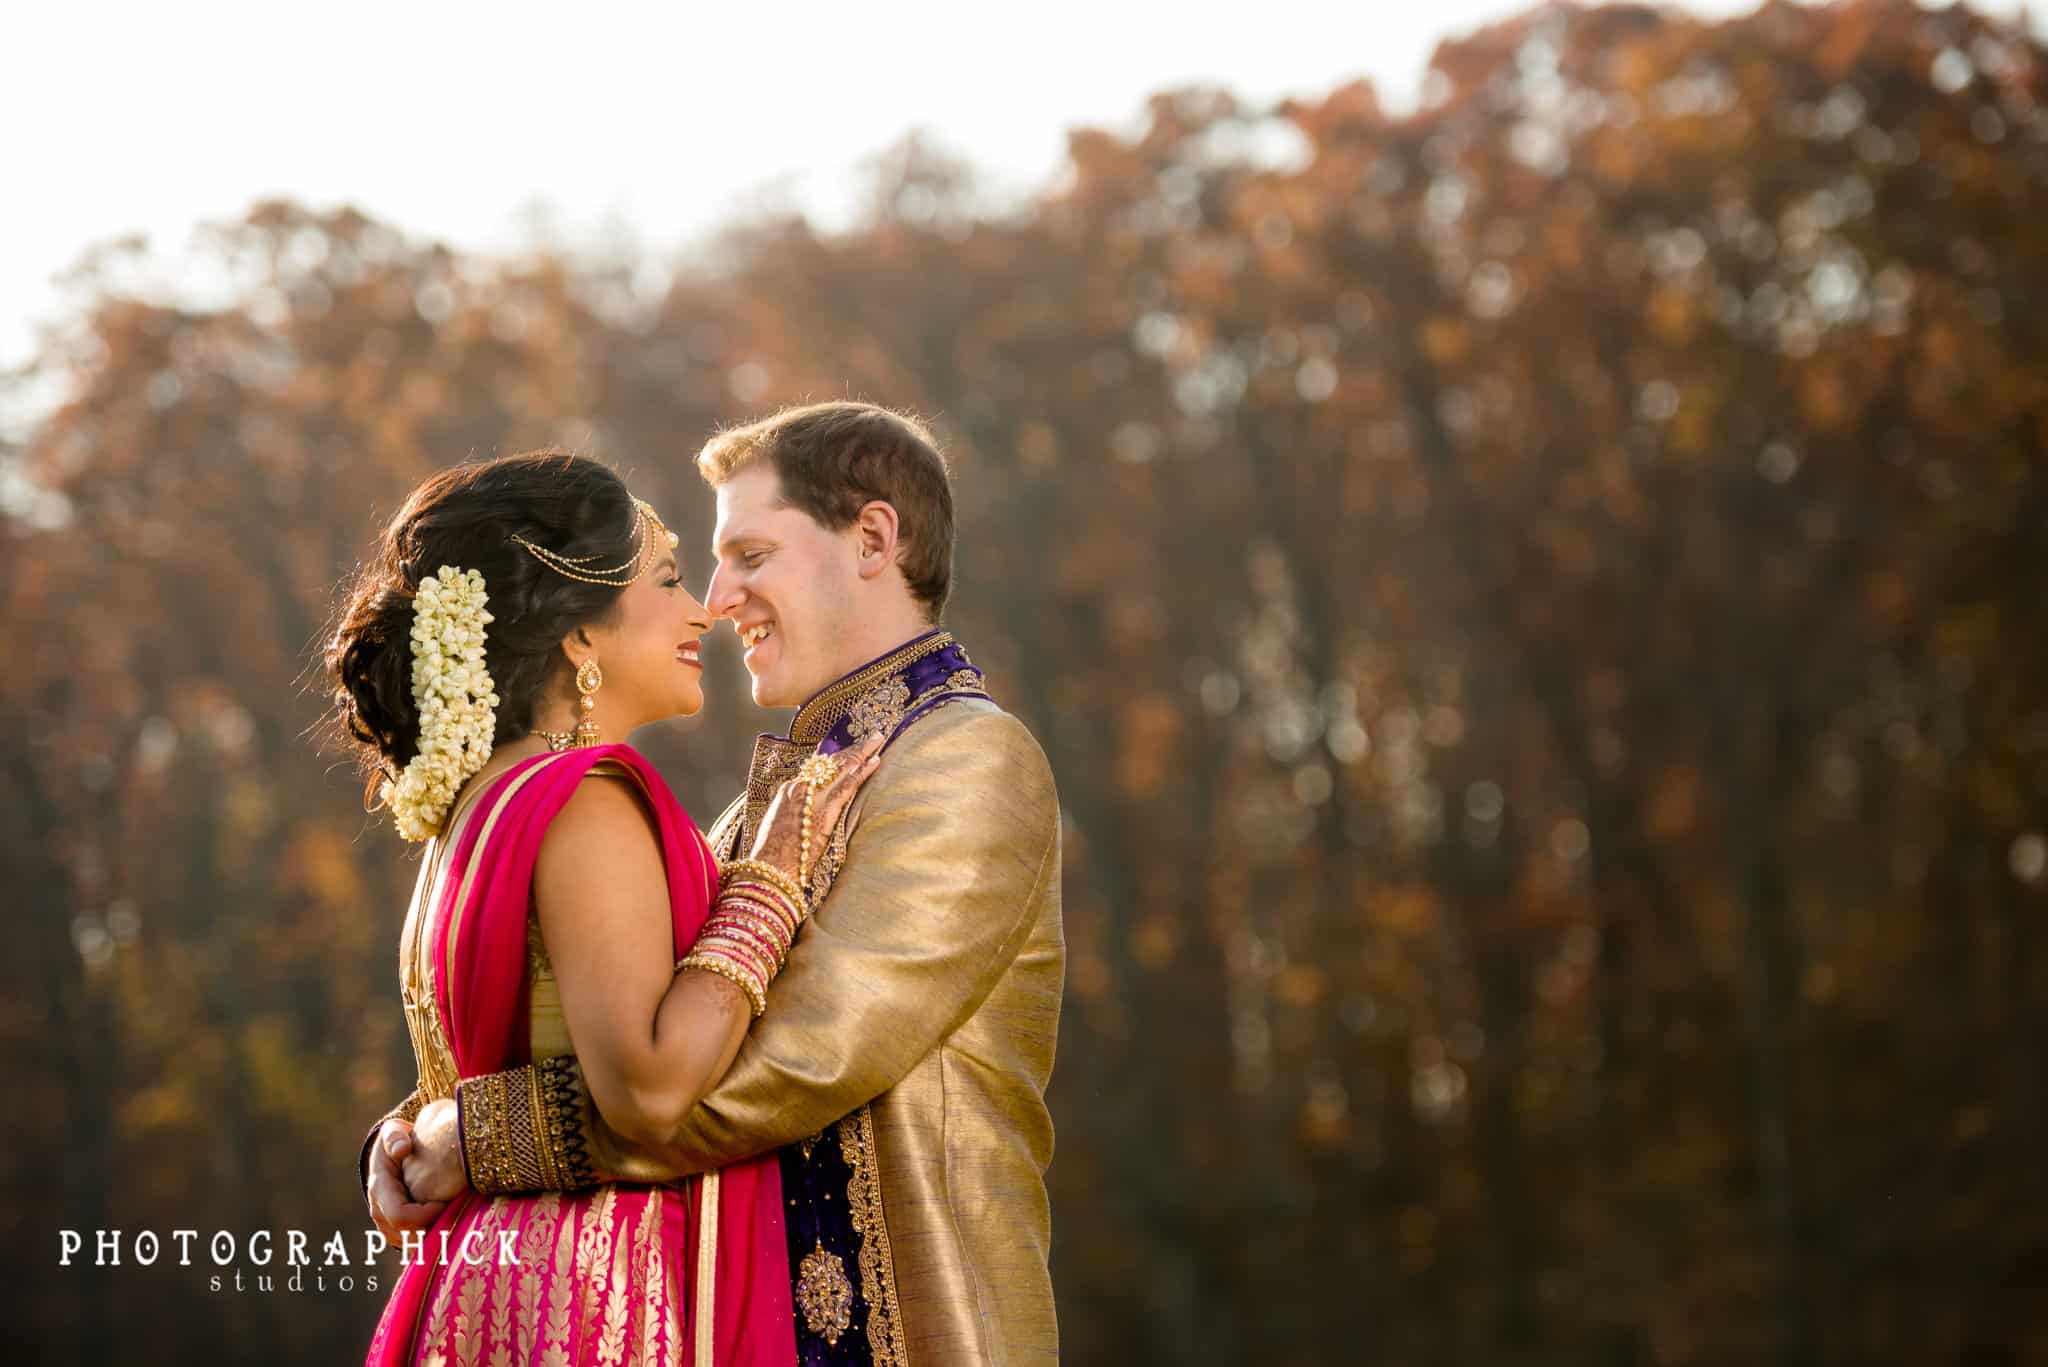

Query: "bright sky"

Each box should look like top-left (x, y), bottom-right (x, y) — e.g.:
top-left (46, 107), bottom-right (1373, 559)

top-left (0, 0), bottom-right (2024, 374)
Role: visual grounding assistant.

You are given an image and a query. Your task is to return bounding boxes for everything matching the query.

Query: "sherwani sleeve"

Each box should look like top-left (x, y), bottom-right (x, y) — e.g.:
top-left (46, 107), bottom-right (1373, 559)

top-left (453, 704), bottom-right (1059, 1191)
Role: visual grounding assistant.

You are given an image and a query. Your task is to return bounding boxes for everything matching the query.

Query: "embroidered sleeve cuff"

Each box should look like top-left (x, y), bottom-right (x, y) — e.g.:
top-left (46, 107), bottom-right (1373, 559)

top-left (357, 1089), bottom-right (426, 1197)
top-left (454, 1057), bottom-right (596, 1195)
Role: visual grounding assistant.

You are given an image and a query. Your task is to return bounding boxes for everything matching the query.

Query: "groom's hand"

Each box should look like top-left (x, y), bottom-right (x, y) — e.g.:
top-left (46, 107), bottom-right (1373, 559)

top-left (400, 1098), bottom-right (470, 1204)
top-left (366, 1120), bottom-right (446, 1240)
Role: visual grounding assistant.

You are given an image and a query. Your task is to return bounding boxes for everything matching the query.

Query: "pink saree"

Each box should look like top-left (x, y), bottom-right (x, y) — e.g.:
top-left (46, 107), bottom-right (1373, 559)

top-left (364, 745), bottom-right (795, 1367)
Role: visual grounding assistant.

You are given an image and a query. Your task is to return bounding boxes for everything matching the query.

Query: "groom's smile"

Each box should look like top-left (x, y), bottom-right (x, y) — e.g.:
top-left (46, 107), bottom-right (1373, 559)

top-left (706, 464), bottom-right (873, 709)
top-left (737, 620), bottom-right (778, 674)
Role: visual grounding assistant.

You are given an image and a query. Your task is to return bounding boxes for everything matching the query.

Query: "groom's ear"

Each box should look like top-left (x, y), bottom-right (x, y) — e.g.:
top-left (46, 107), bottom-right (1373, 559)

top-left (853, 499), bottom-right (900, 580)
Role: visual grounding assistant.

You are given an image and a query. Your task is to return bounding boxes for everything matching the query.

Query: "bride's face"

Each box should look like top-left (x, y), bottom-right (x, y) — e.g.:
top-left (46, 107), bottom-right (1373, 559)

top-left (576, 547), bottom-right (715, 728)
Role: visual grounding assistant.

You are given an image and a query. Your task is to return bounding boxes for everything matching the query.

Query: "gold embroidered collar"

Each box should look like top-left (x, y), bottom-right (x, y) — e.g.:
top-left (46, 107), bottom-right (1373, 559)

top-left (787, 629), bottom-right (962, 746)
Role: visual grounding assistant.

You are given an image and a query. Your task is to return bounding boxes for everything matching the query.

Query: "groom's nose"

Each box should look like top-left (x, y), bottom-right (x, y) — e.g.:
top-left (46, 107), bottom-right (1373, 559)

top-left (703, 563), bottom-right (742, 620)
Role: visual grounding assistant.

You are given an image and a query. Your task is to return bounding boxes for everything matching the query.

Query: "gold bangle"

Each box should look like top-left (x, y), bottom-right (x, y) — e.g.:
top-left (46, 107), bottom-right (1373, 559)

top-left (724, 878), bottom-right (806, 933)
top-left (721, 858), bottom-right (806, 908)
top-left (675, 945), bottom-right (771, 984)
top-left (707, 906), bottom-right (792, 961)
top-left (700, 917), bottom-right (786, 974)
top-left (678, 950), bottom-right (767, 1017)
top-left (718, 883), bottom-right (801, 938)
top-left (699, 919), bottom-right (783, 975)
top-left (720, 893), bottom-right (798, 946)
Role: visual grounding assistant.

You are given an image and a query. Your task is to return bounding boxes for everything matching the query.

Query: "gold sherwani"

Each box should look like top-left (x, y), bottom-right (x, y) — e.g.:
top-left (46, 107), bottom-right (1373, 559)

top-left (417, 631), bottom-right (1065, 1365)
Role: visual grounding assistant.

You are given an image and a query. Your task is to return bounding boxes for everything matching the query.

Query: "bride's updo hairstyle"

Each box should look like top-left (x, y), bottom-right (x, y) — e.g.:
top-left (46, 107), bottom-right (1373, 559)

top-left (324, 450), bottom-right (640, 787)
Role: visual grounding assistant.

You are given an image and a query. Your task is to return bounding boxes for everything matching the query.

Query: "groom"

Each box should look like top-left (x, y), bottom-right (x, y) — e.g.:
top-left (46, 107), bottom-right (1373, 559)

top-left (363, 401), bottom-right (1065, 1364)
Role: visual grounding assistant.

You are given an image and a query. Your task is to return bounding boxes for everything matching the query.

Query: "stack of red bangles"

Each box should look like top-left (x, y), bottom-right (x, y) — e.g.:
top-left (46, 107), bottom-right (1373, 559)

top-left (677, 858), bottom-right (810, 1016)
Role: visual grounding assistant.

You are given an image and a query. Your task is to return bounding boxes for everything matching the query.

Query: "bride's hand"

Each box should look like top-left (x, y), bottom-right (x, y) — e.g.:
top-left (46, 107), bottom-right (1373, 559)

top-left (748, 734), bottom-right (885, 890)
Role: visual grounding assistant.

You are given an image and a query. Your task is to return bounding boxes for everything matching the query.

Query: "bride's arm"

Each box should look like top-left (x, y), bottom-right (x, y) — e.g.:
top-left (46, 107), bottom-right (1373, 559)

top-left (530, 775), bottom-right (752, 1151)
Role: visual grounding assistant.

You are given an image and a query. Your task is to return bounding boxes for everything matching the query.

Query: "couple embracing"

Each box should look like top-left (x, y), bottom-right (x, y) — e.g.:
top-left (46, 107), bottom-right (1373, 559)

top-left (326, 403), bottom-right (1063, 1366)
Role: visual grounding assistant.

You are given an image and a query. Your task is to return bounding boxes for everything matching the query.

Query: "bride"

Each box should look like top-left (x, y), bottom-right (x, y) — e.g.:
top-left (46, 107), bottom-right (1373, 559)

top-left (323, 449), bottom-right (880, 1365)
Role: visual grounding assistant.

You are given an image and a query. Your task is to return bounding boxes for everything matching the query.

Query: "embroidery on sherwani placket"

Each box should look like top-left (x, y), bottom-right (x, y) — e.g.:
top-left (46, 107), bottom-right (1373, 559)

top-left (704, 793), bottom-right (747, 865)
top-left (790, 631), bottom-right (959, 744)
top-left (741, 737), bottom-right (809, 857)
top-left (942, 667), bottom-right (983, 695)
top-left (713, 812), bottom-right (744, 863)
top-left (797, 1238), bottom-right (857, 1345)
top-left (841, 1106), bottom-right (909, 1367)
top-left (803, 818), bottom-right (851, 913)
top-left (845, 675), bottom-right (913, 745)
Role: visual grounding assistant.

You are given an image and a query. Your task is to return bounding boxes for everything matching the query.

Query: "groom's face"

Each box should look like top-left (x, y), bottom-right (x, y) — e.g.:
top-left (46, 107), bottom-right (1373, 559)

top-left (705, 464), bottom-right (862, 708)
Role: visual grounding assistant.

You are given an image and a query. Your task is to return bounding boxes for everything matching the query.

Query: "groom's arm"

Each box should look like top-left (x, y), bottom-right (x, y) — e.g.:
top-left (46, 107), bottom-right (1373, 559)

top-left (451, 704), bottom-right (1058, 1194)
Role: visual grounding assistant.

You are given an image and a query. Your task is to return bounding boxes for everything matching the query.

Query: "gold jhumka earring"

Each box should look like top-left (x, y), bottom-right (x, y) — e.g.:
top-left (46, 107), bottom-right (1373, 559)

top-left (573, 659), bottom-right (603, 747)
top-left (538, 659), bottom-right (603, 751)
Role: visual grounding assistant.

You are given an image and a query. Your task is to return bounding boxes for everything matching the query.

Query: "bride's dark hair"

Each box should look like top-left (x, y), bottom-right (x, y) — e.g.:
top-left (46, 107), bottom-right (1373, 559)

top-left (323, 450), bottom-right (641, 787)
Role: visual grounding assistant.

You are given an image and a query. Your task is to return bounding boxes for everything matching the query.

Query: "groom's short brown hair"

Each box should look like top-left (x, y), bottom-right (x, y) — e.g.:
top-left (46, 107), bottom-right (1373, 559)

top-left (697, 401), bottom-right (956, 620)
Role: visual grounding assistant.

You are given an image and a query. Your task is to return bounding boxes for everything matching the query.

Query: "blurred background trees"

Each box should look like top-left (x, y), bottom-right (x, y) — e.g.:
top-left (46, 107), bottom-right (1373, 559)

top-left (4, 2), bottom-right (2045, 1362)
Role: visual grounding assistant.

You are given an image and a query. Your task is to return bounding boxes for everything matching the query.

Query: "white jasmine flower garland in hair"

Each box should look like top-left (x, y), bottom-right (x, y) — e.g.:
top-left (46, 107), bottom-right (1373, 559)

top-left (382, 565), bottom-right (499, 841)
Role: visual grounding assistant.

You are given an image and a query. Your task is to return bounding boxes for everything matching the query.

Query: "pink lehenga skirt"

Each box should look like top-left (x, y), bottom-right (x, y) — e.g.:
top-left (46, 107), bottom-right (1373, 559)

top-left (386, 1182), bottom-right (760, 1367)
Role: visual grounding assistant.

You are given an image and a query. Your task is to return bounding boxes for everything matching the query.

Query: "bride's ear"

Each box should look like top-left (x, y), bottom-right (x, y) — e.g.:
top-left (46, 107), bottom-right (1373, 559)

top-left (558, 624), bottom-right (599, 672)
